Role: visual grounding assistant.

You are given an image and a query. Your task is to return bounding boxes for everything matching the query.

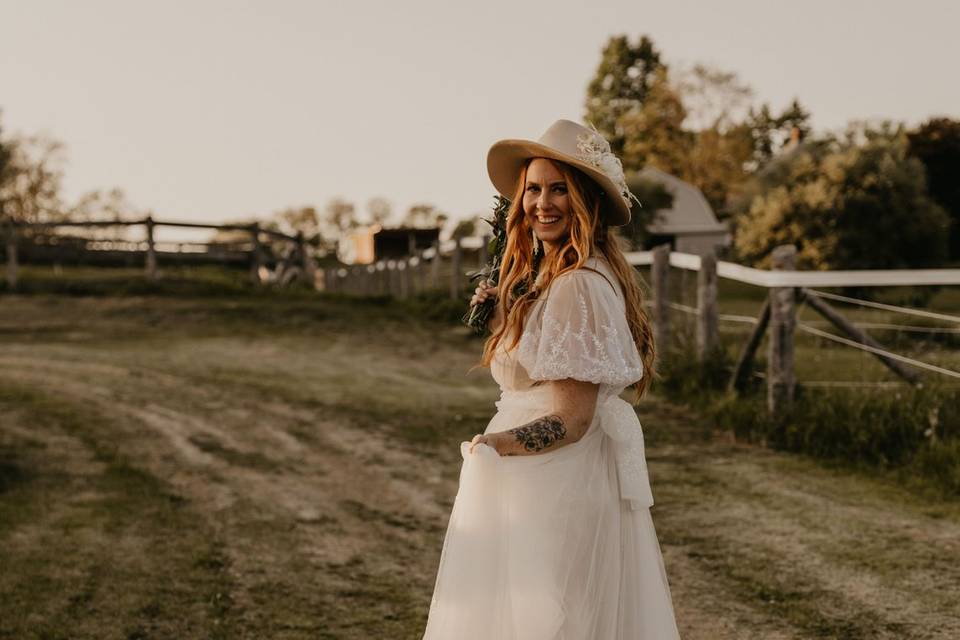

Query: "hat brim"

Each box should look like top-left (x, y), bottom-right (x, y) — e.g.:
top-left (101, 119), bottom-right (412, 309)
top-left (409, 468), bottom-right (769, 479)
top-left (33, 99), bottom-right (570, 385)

top-left (486, 139), bottom-right (632, 226)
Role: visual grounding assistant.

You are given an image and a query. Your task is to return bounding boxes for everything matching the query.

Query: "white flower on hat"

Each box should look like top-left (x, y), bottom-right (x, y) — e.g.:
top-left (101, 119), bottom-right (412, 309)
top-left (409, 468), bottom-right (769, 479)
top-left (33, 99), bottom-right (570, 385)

top-left (575, 124), bottom-right (642, 209)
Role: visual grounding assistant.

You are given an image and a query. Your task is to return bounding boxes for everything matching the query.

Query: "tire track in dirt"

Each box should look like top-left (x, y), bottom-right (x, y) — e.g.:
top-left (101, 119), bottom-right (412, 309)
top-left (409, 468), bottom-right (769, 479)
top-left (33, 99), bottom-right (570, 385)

top-left (1, 350), bottom-right (456, 637)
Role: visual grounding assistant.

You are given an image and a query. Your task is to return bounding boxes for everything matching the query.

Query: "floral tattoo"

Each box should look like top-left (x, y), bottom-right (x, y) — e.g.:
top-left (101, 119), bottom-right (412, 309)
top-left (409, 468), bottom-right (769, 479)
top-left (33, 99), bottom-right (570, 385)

top-left (508, 415), bottom-right (567, 453)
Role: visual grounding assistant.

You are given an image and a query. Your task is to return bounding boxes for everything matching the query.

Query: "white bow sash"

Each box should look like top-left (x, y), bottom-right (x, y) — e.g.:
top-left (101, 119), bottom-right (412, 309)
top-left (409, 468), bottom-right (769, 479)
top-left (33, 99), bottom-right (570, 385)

top-left (488, 388), bottom-right (654, 510)
top-left (598, 396), bottom-right (655, 510)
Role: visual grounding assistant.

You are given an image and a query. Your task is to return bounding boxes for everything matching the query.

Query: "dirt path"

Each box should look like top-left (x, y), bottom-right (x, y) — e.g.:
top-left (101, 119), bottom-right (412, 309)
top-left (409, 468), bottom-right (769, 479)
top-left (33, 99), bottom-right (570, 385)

top-left (1, 295), bottom-right (958, 639)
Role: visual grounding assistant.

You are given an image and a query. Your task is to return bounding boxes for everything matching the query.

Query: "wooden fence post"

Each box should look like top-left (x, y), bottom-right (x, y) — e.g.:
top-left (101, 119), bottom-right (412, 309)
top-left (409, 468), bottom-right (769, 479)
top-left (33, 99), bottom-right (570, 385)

top-left (651, 243), bottom-right (671, 359)
top-left (697, 248), bottom-right (718, 361)
top-left (145, 216), bottom-right (158, 281)
top-left (399, 259), bottom-right (410, 299)
top-left (355, 266), bottom-right (364, 295)
top-left (449, 236), bottom-right (462, 300)
top-left (297, 231), bottom-right (316, 289)
top-left (249, 223), bottom-right (263, 286)
top-left (387, 260), bottom-right (398, 297)
top-left (356, 265), bottom-right (366, 296)
top-left (430, 240), bottom-right (441, 291)
top-left (377, 260), bottom-right (390, 296)
top-left (420, 251), bottom-right (431, 293)
top-left (409, 256), bottom-right (421, 295)
top-left (729, 299), bottom-right (771, 393)
top-left (768, 244), bottom-right (797, 419)
top-left (368, 264), bottom-right (379, 295)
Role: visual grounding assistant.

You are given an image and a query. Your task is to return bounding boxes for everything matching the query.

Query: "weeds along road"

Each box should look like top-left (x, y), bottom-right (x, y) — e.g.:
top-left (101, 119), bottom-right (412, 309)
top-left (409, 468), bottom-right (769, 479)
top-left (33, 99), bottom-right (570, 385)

top-left (1, 295), bottom-right (958, 639)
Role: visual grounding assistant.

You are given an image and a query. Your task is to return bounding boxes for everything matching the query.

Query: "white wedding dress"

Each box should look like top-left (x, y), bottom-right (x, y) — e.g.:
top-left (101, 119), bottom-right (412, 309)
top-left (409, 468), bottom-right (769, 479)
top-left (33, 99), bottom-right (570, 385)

top-left (422, 256), bottom-right (681, 639)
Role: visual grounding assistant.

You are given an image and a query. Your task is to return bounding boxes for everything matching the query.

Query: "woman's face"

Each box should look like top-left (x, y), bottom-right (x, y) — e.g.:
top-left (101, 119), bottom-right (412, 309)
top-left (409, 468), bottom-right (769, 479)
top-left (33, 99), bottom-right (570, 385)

top-left (522, 158), bottom-right (572, 254)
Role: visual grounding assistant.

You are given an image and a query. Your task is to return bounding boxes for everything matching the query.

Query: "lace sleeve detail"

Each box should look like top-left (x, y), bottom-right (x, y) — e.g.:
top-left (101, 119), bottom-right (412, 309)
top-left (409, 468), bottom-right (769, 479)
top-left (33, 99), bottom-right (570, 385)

top-left (516, 267), bottom-right (644, 389)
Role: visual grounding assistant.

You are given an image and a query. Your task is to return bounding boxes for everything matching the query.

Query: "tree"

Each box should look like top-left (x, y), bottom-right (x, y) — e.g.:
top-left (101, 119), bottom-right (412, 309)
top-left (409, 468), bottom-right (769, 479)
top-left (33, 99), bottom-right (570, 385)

top-left (619, 67), bottom-right (691, 175)
top-left (323, 198), bottom-right (357, 235)
top-left (676, 63), bottom-right (754, 132)
top-left (451, 214), bottom-right (485, 240)
top-left (685, 122), bottom-right (754, 217)
top-left (66, 188), bottom-right (148, 240)
top-left (0, 133), bottom-right (66, 224)
top-left (365, 197), bottom-right (392, 226)
top-left (273, 205), bottom-right (320, 239)
top-left (619, 65), bottom-right (755, 216)
top-left (746, 99), bottom-right (812, 170)
top-left (403, 202), bottom-right (446, 228)
top-left (584, 35), bottom-right (664, 157)
top-left (907, 117), bottom-right (960, 260)
top-left (733, 123), bottom-right (949, 270)
top-left (0, 117), bottom-right (13, 198)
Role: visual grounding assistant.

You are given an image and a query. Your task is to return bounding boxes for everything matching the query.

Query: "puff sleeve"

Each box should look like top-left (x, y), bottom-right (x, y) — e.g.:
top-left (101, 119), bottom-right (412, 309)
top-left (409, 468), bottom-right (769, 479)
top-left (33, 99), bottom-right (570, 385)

top-left (516, 268), bottom-right (644, 390)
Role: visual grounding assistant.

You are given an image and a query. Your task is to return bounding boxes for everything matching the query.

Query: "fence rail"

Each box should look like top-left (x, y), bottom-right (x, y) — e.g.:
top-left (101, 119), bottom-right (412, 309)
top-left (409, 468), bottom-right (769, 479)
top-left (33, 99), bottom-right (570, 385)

top-left (637, 244), bottom-right (960, 420)
top-left (4, 217), bottom-right (312, 287)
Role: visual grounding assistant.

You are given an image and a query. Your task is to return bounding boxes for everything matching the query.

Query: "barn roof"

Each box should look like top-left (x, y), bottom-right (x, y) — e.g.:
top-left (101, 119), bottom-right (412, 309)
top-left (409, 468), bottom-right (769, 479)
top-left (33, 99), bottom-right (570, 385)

top-left (638, 166), bottom-right (727, 236)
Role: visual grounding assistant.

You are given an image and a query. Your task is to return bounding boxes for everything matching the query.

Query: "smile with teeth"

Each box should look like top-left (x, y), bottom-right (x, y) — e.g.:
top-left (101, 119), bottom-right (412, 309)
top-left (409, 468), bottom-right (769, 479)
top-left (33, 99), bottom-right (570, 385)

top-left (537, 215), bottom-right (561, 225)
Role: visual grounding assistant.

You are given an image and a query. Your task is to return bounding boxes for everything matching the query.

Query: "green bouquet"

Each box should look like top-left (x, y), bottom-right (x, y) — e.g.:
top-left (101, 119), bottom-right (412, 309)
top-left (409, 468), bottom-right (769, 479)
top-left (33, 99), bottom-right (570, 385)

top-left (462, 196), bottom-right (541, 335)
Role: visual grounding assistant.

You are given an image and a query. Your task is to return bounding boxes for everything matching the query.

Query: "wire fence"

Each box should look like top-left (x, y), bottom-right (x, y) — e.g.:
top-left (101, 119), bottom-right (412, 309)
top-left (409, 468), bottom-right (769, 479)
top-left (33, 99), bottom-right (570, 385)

top-left (631, 248), bottom-right (960, 394)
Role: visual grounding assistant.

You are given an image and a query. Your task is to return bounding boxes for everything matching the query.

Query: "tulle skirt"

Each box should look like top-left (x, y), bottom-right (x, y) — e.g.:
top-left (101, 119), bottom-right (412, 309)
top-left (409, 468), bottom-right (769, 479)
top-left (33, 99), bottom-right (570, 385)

top-left (422, 389), bottom-right (680, 639)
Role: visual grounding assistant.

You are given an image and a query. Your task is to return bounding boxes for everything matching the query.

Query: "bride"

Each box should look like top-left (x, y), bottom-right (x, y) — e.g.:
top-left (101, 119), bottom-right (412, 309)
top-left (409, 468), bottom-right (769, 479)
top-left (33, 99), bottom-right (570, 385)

top-left (422, 119), bottom-right (681, 639)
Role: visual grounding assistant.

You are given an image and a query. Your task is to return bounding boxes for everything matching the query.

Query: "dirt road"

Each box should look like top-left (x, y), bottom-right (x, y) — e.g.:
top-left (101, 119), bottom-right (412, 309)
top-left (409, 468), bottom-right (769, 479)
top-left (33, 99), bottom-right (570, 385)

top-left (1, 295), bottom-right (957, 639)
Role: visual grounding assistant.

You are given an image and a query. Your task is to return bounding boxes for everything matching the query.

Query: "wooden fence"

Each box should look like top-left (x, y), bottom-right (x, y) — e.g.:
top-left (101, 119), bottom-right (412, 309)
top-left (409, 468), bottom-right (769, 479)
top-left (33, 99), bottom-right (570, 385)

top-left (634, 243), bottom-right (960, 420)
top-left (3, 217), bottom-right (314, 288)
top-left (321, 235), bottom-right (488, 299)
top-left (3, 218), bottom-right (489, 298)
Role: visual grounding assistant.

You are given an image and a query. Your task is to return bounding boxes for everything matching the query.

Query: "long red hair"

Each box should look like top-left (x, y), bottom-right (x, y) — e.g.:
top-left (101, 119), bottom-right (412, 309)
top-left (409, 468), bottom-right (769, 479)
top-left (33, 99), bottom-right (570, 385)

top-left (480, 159), bottom-right (657, 402)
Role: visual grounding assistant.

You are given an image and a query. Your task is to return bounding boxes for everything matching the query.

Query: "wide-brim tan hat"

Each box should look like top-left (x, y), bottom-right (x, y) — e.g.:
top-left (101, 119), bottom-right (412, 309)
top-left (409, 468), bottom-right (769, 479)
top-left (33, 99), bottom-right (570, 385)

top-left (487, 119), bottom-right (636, 226)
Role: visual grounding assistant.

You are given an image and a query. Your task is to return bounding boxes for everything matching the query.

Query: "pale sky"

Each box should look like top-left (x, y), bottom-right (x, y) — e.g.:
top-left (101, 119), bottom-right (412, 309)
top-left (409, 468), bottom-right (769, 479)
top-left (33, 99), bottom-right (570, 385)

top-left (2, 0), bottom-right (958, 234)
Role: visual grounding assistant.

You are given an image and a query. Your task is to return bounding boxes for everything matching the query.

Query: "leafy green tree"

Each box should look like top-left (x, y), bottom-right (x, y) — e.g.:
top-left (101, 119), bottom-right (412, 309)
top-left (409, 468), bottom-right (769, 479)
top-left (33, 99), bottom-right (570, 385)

top-left (0, 117), bottom-right (13, 199)
top-left (619, 67), bottom-right (691, 175)
top-left (746, 99), bottom-right (812, 169)
top-left (619, 65), bottom-right (754, 216)
top-left (584, 34), bottom-right (664, 157)
top-left (403, 202), bottom-right (446, 228)
top-left (676, 63), bottom-right (754, 131)
top-left (365, 197), bottom-right (392, 226)
top-left (733, 123), bottom-right (949, 270)
top-left (0, 134), bottom-right (66, 223)
top-left (451, 214), bottom-right (484, 240)
top-left (323, 198), bottom-right (357, 234)
top-left (65, 188), bottom-right (147, 240)
top-left (907, 117), bottom-right (960, 259)
top-left (273, 206), bottom-right (320, 238)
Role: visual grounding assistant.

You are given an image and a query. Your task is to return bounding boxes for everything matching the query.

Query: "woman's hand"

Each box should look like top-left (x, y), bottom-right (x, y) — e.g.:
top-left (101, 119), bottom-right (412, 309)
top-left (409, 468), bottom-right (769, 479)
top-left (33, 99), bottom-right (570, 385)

top-left (469, 279), bottom-right (497, 308)
top-left (469, 433), bottom-right (497, 454)
top-left (469, 279), bottom-right (504, 333)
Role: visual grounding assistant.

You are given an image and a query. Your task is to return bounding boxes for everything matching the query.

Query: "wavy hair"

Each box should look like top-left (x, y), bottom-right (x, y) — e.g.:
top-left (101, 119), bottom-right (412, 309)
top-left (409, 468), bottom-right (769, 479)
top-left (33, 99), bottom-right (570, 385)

top-left (479, 158), bottom-right (657, 402)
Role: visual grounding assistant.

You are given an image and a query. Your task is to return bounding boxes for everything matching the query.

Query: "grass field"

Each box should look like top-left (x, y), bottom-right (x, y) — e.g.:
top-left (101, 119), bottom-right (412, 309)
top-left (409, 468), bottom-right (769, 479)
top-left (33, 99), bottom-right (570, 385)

top-left (1, 283), bottom-right (959, 639)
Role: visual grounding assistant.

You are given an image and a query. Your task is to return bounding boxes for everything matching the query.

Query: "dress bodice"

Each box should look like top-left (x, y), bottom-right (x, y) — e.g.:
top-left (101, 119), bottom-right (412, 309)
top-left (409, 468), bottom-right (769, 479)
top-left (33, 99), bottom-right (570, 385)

top-left (483, 255), bottom-right (654, 511)
top-left (489, 255), bottom-right (629, 395)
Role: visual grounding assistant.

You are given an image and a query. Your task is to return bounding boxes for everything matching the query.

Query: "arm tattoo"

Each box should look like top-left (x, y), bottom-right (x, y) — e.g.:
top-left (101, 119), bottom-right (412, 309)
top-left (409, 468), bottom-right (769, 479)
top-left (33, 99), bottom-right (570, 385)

top-left (508, 415), bottom-right (567, 453)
